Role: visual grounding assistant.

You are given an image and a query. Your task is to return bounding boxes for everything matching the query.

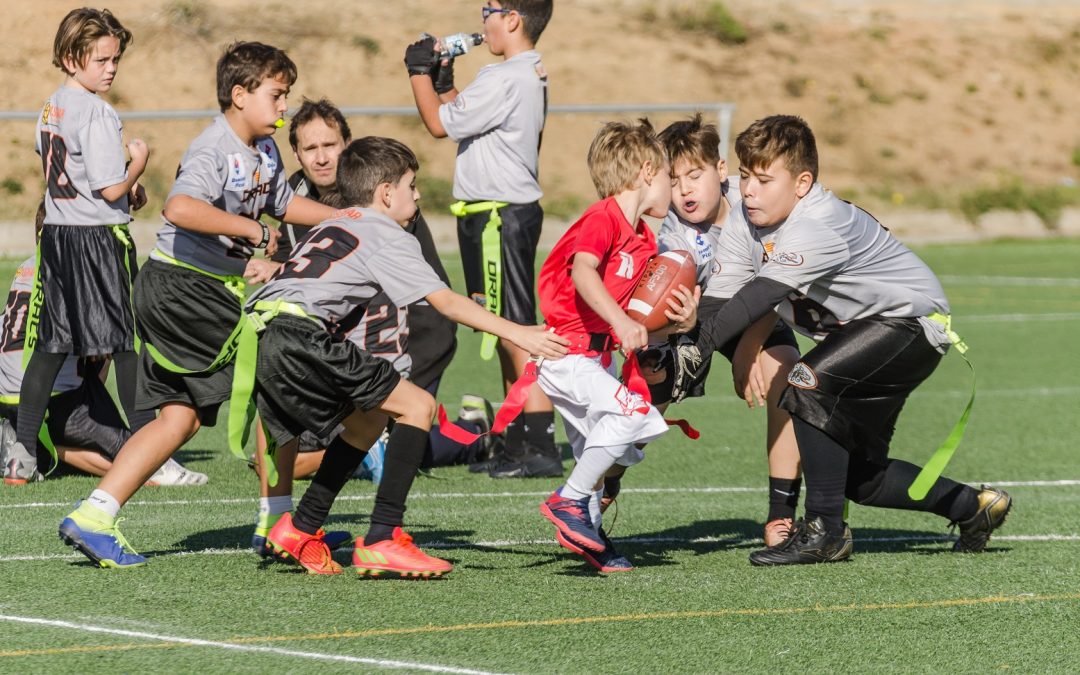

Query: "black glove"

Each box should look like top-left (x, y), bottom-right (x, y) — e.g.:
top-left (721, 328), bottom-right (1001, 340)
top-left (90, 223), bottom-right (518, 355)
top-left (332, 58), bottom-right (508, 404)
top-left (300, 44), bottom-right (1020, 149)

top-left (404, 37), bottom-right (438, 76)
top-left (433, 56), bottom-right (456, 94)
top-left (669, 333), bottom-right (705, 404)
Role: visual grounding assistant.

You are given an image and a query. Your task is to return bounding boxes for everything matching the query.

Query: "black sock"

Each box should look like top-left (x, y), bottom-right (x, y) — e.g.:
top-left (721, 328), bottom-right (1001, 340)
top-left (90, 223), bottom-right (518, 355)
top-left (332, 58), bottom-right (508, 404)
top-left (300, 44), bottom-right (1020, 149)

top-left (16, 351), bottom-right (67, 450)
top-left (502, 419), bottom-right (525, 458)
top-left (848, 458), bottom-right (980, 522)
top-left (365, 424), bottom-right (427, 545)
top-left (767, 476), bottom-right (802, 521)
top-left (292, 435), bottom-right (367, 534)
top-left (112, 351), bottom-right (155, 433)
top-left (792, 416), bottom-right (848, 534)
top-left (523, 411), bottom-right (556, 455)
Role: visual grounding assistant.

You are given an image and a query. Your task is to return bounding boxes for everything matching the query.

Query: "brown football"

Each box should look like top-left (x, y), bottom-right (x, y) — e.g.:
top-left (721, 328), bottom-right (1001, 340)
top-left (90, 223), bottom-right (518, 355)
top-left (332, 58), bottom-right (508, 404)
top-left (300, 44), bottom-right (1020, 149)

top-left (626, 250), bottom-right (697, 331)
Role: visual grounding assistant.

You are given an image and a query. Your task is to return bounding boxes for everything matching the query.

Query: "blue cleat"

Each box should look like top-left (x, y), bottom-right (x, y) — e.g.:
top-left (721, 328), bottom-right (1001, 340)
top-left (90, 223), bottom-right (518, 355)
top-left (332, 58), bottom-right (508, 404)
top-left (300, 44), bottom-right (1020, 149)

top-left (354, 432), bottom-right (387, 485)
top-left (540, 489), bottom-right (606, 553)
top-left (556, 528), bottom-right (634, 573)
top-left (58, 509), bottom-right (146, 569)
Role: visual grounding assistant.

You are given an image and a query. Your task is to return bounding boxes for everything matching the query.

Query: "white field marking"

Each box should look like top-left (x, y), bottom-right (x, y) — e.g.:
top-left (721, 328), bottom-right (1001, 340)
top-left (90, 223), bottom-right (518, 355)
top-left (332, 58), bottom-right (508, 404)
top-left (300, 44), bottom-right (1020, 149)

top-left (0, 614), bottom-right (506, 675)
top-left (2, 480), bottom-right (1078, 512)
top-left (960, 312), bottom-right (1080, 322)
top-left (939, 275), bottom-right (1080, 287)
top-left (674, 385), bottom-right (1080, 406)
top-left (9, 532), bottom-right (1080, 564)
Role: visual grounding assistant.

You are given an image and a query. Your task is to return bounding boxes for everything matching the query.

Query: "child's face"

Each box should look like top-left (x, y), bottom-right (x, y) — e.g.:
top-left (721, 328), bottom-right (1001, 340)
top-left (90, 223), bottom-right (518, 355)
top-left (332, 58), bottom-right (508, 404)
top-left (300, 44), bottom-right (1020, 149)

top-left (482, 1), bottom-right (511, 55)
top-left (642, 161), bottom-right (673, 219)
top-left (670, 157), bottom-right (727, 225)
top-left (66, 36), bottom-right (122, 94)
top-left (237, 74), bottom-right (291, 137)
top-left (385, 169), bottom-right (420, 226)
top-left (738, 157), bottom-right (813, 228)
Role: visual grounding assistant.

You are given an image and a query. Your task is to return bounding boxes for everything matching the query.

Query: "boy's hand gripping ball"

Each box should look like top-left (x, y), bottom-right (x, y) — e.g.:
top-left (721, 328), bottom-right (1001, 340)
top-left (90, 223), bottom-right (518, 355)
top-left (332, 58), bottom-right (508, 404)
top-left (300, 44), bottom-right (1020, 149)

top-left (626, 250), bottom-right (697, 332)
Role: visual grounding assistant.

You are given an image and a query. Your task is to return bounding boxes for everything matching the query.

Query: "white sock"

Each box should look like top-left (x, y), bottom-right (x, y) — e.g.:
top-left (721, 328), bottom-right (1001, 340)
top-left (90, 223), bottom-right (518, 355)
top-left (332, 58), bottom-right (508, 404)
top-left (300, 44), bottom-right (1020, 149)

top-left (86, 489), bottom-right (121, 519)
top-left (259, 495), bottom-right (293, 517)
top-left (590, 488), bottom-right (604, 530)
top-left (562, 445), bottom-right (629, 500)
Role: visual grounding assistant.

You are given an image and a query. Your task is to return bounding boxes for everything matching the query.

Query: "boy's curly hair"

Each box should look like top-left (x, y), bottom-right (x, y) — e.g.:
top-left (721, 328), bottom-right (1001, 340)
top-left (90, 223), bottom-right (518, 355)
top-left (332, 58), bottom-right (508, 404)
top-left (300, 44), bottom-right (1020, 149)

top-left (735, 115), bottom-right (818, 181)
top-left (587, 118), bottom-right (666, 199)
top-left (52, 8), bottom-right (132, 75)
top-left (216, 42), bottom-right (297, 112)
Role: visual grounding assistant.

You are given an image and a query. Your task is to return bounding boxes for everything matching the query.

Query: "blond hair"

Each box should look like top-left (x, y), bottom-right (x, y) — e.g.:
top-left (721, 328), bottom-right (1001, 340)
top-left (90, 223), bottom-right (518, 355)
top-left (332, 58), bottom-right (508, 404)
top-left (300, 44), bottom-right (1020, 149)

top-left (52, 8), bottom-right (132, 75)
top-left (587, 119), bottom-right (666, 199)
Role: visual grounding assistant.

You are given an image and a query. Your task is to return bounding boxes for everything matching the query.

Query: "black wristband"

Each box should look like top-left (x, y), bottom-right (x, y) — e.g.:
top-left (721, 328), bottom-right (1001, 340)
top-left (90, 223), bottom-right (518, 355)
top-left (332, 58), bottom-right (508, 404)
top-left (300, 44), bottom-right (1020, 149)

top-left (255, 221), bottom-right (271, 249)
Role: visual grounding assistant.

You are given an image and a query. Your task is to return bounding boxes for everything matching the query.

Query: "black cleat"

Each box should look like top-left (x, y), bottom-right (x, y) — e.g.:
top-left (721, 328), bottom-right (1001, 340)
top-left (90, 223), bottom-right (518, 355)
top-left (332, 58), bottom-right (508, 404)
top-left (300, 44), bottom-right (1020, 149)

top-left (952, 485), bottom-right (1012, 553)
top-left (748, 516), bottom-right (853, 566)
top-left (489, 445), bottom-right (564, 478)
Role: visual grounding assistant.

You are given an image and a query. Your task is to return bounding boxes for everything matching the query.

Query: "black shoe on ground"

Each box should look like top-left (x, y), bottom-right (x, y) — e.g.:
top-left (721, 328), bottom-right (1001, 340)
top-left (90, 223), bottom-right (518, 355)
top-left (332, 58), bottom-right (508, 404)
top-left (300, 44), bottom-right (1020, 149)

top-left (489, 444), bottom-right (564, 478)
top-left (748, 516), bottom-right (853, 566)
top-left (468, 442), bottom-right (522, 473)
top-left (952, 485), bottom-right (1012, 553)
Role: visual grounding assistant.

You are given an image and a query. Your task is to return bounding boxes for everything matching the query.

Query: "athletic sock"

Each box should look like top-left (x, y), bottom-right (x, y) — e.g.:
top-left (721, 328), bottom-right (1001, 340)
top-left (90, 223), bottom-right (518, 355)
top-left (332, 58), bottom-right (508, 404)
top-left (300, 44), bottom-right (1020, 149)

top-left (83, 489), bottom-right (121, 521)
top-left (792, 416), bottom-right (848, 534)
top-left (590, 488), bottom-right (603, 530)
top-left (850, 458), bottom-right (980, 522)
top-left (523, 411), bottom-right (556, 455)
top-left (292, 435), bottom-right (368, 534)
top-left (365, 424), bottom-right (427, 545)
top-left (561, 445), bottom-right (628, 500)
top-left (16, 351), bottom-right (67, 450)
top-left (112, 351), bottom-right (156, 433)
top-left (503, 419), bottom-right (525, 455)
top-left (767, 476), bottom-right (802, 521)
top-left (259, 495), bottom-right (294, 517)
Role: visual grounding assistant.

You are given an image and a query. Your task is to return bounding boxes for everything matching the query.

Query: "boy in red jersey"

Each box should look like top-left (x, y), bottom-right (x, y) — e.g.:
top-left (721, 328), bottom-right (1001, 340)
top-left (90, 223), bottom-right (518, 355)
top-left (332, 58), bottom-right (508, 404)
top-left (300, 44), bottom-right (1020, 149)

top-left (536, 120), bottom-right (699, 572)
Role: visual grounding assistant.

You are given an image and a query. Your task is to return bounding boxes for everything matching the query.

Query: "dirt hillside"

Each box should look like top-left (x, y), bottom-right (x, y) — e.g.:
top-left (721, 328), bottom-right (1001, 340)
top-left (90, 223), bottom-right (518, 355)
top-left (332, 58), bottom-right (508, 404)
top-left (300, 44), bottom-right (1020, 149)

top-left (2, 0), bottom-right (1079, 228)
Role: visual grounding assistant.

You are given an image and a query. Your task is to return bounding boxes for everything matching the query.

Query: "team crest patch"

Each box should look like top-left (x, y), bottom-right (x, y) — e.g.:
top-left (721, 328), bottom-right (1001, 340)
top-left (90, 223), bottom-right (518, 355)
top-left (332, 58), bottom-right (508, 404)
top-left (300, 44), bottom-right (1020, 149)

top-left (769, 251), bottom-right (805, 266)
top-left (787, 362), bottom-right (818, 389)
top-left (258, 145), bottom-right (278, 178)
top-left (227, 153), bottom-right (247, 190)
top-left (41, 102), bottom-right (51, 125)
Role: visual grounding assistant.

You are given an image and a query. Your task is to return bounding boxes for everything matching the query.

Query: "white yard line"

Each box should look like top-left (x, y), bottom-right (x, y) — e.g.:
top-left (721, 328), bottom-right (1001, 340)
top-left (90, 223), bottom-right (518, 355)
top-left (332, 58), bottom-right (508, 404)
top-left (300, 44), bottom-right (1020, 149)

top-left (939, 275), bottom-right (1080, 287)
top-left (0, 614), bottom-right (507, 674)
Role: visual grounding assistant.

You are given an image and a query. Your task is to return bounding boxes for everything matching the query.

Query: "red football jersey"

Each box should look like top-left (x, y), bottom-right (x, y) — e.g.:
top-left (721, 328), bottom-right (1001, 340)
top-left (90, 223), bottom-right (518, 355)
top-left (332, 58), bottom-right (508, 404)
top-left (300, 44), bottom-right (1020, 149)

top-left (539, 197), bottom-right (658, 335)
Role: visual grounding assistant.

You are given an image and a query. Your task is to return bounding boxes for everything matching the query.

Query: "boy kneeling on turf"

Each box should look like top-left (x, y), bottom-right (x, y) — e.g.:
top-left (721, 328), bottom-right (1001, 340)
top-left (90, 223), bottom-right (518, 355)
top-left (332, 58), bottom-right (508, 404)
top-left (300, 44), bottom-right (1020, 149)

top-left (254, 136), bottom-right (568, 576)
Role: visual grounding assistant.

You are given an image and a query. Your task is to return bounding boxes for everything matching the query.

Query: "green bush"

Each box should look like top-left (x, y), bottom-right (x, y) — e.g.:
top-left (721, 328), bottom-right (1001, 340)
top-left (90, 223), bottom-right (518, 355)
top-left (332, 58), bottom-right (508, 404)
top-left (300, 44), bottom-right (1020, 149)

top-left (959, 180), bottom-right (1080, 228)
top-left (670, 2), bottom-right (747, 44)
top-left (1, 177), bottom-right (23, 196)
top-left (416, 174), bottom-right (456, 214)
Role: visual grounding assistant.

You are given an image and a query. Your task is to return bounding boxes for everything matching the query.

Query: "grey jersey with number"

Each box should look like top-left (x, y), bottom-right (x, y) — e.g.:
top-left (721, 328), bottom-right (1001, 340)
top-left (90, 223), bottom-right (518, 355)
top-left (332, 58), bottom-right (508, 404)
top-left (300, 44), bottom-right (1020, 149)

top-left (154, 116), bottom-right (293, 276)
top-left (0, 259), bottom-right (80, 398)
top-left (249, 208), bottom-right (447, 339)
top-left (711, 184), bottom-right (951, 347)
top-left (36, 87), bottom-right (130, 225)
top-left (658, 177), bottom-right (741, 286)
top-left (439, 50), bottom-right (547, 203)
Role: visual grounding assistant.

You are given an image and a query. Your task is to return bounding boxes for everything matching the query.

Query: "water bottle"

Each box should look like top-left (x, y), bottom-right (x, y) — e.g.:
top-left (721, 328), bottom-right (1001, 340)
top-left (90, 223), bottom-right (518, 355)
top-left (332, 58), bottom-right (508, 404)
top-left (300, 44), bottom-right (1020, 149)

top-left (422, 32), bottom-right (484, 58)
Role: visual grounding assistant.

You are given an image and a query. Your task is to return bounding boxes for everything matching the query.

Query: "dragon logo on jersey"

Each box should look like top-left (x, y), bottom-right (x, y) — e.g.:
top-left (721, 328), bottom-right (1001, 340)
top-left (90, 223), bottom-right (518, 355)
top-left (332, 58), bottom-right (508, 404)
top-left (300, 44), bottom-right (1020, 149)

top-left (769, 251), bottom-right (805, 266)
top-left (787, 362), bottom-right (818, 389)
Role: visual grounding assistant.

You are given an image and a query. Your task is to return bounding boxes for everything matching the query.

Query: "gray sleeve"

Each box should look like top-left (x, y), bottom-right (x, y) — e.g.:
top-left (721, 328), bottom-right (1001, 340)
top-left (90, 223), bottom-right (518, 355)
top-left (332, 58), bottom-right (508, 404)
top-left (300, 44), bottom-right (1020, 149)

top-left (758, 221), bottom-right (849, 293)
top-left (169, 147), bottom-right (226, 203)
top-left (269, 162), bottom-right (295, 220)
top-left (368, 235), bottom-right (448, 307)
top-left (438, 68), bottom-right (512, 142)
top-left (703, 221), bottom-right (756, 299)
top-left (81, 105), bottom-right (127, 191)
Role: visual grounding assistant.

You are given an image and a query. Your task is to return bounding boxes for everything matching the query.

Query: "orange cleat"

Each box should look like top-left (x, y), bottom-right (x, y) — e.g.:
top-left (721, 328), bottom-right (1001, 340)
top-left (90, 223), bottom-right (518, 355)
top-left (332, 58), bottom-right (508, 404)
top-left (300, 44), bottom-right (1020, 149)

top-left (266, 512), bottom-right (342, 575)
top-left (352, 527), bottom-right (453, 578)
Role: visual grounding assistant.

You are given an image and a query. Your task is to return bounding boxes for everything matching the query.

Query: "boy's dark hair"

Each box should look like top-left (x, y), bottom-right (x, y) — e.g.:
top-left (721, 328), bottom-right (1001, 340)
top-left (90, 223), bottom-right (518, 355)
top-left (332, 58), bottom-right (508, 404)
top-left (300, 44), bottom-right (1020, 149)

top-left (337, 137), bottom-right (419, 207)
top-left (52, 8), bottom-right (132, 75)
top-left (288, 98), bottom-right (352, 150)
top-left (659, 113), bottom-right (721, 169)
top-left (216, 42), bottom-right (297, 112)
top-left (502, 0), bottom-right (554, 45)
top-left (735, 115), bottom-right (818, 182)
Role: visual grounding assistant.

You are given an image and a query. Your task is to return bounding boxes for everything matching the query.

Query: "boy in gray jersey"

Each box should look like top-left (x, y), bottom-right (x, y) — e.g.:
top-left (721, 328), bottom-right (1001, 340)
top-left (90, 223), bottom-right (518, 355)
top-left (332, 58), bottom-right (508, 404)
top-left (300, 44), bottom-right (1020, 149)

top-left (59, 42), bottom-right (336, 569)
top-left (253, 136), bottom-right (568, 576)
top-left (679, 115), bottom-right (1010, 565)
top-left (652, 115), bottom-right (803, 547)
top-left (405, 1), bottom-right (562, 478)
top-left (10, 8), bottom-right (151, 485)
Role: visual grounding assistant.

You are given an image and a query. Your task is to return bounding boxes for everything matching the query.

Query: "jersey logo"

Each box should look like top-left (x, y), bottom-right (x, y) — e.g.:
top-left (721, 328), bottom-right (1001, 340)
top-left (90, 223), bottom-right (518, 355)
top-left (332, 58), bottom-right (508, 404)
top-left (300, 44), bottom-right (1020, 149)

top-left (258, 145), bottom-right (278, 178)
top-left (615, 252), bottom-right (635, 279)
top-left (613, 385), bottom-right (648, 416)
top-left (227, 154), bottom-right (247, 190)
top-left (768, 251), bottom-right (805, 266)
top-left (787, 362), bottom-right (818, 389)
top-left (41, 102), bottom-right (51, 125)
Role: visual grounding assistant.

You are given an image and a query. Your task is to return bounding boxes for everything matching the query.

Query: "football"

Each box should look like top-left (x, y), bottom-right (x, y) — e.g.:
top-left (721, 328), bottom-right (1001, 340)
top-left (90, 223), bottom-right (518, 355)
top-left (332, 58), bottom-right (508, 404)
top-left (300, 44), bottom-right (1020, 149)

top-left (626, 250), bottom-right (697, 331)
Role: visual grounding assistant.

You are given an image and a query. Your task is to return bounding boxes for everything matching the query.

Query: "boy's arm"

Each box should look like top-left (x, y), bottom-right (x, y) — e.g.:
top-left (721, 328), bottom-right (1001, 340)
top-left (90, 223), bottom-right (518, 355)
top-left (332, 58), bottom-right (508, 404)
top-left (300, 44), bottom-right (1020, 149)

top-left (425, 288), bottom-right (569, 359)
top-left (281, 194), bottom-right (336, 227)
top-left (731, 311), bottom-right (778, 407)
top-left (163, 194), bottom-right (264, 242)
top-left (571, 252), bottom-right (649, 353)
top-left (98, 138), bottom-right (149, 204)
top-left (410, 76), bottom-right (449, 138)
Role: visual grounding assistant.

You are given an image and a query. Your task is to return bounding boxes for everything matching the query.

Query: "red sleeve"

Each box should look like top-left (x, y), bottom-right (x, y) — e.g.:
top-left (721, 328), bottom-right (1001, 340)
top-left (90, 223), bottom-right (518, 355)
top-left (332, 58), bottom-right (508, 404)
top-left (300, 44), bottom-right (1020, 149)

top-left (567, 208), bottom-right (616, 263)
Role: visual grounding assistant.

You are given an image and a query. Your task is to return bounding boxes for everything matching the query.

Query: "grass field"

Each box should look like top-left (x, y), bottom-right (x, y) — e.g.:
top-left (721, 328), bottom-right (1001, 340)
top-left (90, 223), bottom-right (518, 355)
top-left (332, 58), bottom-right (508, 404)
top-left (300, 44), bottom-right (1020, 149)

top-left (1, 239), bottom-right (1079, 673)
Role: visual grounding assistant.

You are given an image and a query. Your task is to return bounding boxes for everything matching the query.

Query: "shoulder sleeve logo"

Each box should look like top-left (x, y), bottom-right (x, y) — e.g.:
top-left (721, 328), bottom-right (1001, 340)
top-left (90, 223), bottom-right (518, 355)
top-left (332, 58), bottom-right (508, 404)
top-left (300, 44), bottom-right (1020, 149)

top-left (786, 362), bottom-right (818, 389)
top-left (768, 251), bottom-right (805, 266)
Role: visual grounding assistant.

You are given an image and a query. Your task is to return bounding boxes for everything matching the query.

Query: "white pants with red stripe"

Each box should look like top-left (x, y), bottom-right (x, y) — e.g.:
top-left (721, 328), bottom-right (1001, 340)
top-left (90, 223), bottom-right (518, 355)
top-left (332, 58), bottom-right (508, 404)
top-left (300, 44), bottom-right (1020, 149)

top-left (536, 353), bottom-right (669, 467)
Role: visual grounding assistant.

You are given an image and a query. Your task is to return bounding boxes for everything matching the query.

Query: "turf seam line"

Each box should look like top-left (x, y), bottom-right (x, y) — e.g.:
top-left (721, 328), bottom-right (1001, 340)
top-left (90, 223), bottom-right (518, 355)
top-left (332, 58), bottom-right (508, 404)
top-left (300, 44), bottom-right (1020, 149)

top-left (0, 614), bottom-right (507, 674)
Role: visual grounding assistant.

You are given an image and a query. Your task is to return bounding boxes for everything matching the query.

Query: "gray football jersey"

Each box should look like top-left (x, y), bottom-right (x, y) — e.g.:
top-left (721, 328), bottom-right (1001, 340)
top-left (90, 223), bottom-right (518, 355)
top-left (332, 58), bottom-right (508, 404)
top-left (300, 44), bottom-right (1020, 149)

top-left (659, 177), bottom-right (741, 285)
top-left (36, 87), bottom-right (130, 225)
top-left (439, 50), bottom-right (547, 203)
top-left (0, 259), bottom-right (80, 398)
top-left (154, 116), bottom-right (293, 276)
top-left (711, 184), bottom-right (951, 346)
top-left (249, 208), bottom-right (447, 335)
top-left (343, 297), bottom-right (412, 378)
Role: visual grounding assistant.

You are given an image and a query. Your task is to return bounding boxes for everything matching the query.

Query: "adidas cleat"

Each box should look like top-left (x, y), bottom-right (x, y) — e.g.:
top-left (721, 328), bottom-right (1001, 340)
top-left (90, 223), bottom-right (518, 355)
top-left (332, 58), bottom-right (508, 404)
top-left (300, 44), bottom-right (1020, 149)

top-left (266, 512), bottom-right (342, 574)
top-left (352, 527), bottom-right (452, 578)
top-left (952, 485), bottom-right (1012, 553)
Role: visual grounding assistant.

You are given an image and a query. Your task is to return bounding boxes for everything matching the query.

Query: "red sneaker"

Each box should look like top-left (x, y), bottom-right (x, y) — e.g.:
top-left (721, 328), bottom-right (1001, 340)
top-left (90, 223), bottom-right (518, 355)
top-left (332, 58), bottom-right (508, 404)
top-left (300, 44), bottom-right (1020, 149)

top-left (353, 527), bottom-right (453, 578)
top-left (266, 512), bottom-right (342, 575)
